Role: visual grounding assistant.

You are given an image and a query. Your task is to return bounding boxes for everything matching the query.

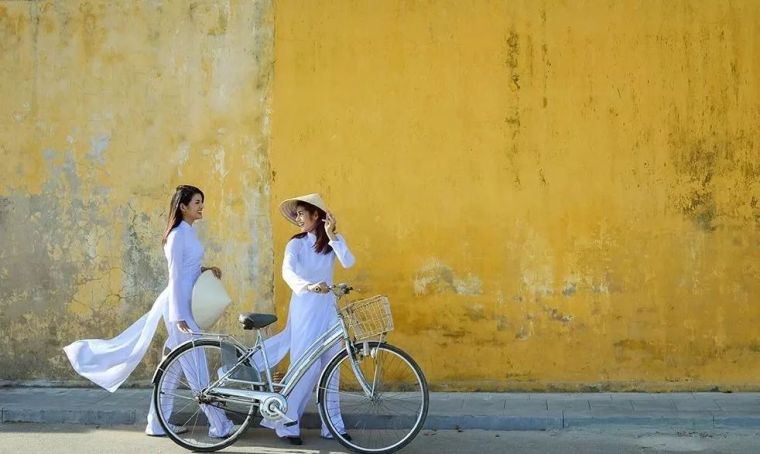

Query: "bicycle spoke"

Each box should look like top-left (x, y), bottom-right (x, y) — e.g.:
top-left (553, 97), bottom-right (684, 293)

top-left (318, 387), bottom-right (369, 399)
top-left (160, 365), bottom-right (195, 391)
top-left (318, 343), bottom-right (428, 453)
top-left (159, 389), bottom-right (196, 402)
top-left (154, 341), bottom-right (260, 451)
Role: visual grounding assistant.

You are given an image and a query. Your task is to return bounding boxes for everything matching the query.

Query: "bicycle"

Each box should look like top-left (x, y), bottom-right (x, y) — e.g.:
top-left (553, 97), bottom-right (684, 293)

top-left (151, 283), bottom-right (429, 453)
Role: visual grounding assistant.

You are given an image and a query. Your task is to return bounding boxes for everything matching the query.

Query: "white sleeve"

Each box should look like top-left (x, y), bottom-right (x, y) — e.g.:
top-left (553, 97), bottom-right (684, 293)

top-left (282, 240), bottom-right (311, 296)
top-left (329, 234), bottom-right (355, 269)
top-left (165, 229), bottom-right (188, 323)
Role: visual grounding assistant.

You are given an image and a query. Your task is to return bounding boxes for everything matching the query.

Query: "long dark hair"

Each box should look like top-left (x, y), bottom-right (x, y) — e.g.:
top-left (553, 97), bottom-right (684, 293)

top-left (291, 201), bottom-right (333, 255)
top-left (162, 185), bottom-right (204, 244)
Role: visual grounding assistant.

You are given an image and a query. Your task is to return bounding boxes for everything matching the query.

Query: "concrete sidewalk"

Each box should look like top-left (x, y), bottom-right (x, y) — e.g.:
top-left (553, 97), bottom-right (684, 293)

top-left (1, 388), bottom-right (759, 430)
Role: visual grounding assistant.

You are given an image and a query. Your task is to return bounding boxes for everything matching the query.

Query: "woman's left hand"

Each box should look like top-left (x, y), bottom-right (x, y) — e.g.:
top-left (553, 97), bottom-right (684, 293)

top-left (202, 266), bottom-right (222, 279)
top-left (176, 320), bottom-right (193, 334)
top-left (324, 211), bottom-right (337, 238)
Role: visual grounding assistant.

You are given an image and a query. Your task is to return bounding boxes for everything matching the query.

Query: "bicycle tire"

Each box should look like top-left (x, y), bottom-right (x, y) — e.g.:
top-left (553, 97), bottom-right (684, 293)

top-left (317, 341), bottom-right (429, 454)
top-left (153, 338), bottom-right (260, 452)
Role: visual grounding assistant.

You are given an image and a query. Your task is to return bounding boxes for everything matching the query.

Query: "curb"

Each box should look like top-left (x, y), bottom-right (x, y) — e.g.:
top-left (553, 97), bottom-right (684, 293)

top-left (2, 408), bottom-right (137, 425)
top-left (3, 389), bottom-right (760, 431)
top-left (4, 408), bottom-right (759, 430)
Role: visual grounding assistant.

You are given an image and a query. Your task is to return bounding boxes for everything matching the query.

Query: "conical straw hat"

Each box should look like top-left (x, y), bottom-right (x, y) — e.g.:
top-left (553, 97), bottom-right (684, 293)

top-left (191, 270), bottom-right (232, 329)
top-left (279, 193), bottom-right (329, 226)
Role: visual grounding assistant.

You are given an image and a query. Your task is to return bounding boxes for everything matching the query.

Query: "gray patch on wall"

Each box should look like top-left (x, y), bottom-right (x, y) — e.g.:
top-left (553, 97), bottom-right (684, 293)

top-left (0, 152), bottom-right (164, 379)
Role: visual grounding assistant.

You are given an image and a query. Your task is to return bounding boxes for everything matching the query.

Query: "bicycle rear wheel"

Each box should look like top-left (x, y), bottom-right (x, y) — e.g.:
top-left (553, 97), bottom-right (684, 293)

top-left (153, 339), bottom-right (260, 452)
top-left (317, 342), bottom-right (429, 454)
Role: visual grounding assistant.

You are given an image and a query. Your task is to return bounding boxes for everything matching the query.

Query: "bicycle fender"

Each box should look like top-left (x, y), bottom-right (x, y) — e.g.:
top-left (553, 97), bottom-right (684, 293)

top-left (316, 341), bottom-right (387, 404)
top-left (150, 338), bottom-right (207, 384)
top-left (150, 337), bottom-right (250, 384)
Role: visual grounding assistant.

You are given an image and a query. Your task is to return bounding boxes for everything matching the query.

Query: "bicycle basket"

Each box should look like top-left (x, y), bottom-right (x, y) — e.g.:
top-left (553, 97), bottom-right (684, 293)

top-left (339, 295), bottom-right (394, 341)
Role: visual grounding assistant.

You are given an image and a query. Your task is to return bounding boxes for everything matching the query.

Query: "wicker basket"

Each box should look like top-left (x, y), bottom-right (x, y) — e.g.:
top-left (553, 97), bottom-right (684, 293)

top-left (339, 295), bottom-right (394, 341)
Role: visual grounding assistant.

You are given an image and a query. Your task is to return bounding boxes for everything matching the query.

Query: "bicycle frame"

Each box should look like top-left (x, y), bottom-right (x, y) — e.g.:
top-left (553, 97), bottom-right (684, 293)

top-left (184, 289), bottom-right (378, 414)
top-left (151, 284), bottom-right (428, 454)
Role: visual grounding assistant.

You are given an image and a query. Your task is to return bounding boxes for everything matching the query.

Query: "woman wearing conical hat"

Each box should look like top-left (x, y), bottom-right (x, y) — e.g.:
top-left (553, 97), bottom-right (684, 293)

top-left (260, 193), bottom-right (355, 445)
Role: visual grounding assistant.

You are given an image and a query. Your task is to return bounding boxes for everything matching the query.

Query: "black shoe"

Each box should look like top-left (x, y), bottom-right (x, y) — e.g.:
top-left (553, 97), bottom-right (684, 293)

top-left (321, 432), bottom-right (352, 441)
top-left (280, 436), bottom-right (303, 445)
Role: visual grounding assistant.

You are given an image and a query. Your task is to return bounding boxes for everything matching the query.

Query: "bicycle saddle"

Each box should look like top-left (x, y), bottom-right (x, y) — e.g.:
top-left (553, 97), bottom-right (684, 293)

top-left (238, 313), bottom-right (278, 330)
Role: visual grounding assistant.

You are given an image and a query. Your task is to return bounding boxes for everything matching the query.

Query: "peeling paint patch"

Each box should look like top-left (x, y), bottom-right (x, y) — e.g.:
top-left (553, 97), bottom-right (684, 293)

top-left (465, 304), bottom-right (485, 321)
top-left (521, 269), bottom-right (553, 297)
top-left (669, 138), bottom-right (719, 231)
top-left (562, 282), bottom-right (577, 297)
top-left (413, 260), bottom-right (483, 296)
top-left (87, 134), bottom-right (110, 164)
top-left (517, 230), bottom-right (555, 298)
top-left (211, 146), bottom-right (229, 179)
top-left (453, 275), bottom-right (483, 296)
top-left (505, 30), bottom-right (520, 91)
top-left (668, 132), bottom-right (759, 231)
top-left (177, 142), bottom-right (191, 170)
top-left (591, 280), bottom-right (610, 294)
top-left (546, 307), bottom-right (574, 324)
top-left (0, 197), bottom-right (11, 224)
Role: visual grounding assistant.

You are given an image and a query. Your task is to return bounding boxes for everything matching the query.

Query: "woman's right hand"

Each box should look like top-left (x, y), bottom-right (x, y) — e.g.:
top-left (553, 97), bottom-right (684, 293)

top-left (307, 281), bottom-right (330, 294)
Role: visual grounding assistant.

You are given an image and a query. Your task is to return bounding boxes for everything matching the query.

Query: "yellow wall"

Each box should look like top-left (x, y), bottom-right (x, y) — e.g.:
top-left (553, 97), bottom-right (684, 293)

top-left (2, 0), bottom-right (760, 391)
top-left (269, 0), bottom-right (760, 390)
top-left (0, 1), bottom-right (275, 382)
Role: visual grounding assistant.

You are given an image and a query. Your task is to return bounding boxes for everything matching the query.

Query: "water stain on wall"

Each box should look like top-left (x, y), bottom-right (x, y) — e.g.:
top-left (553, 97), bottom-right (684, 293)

top-left (668, 131), bottom-right (759, 231)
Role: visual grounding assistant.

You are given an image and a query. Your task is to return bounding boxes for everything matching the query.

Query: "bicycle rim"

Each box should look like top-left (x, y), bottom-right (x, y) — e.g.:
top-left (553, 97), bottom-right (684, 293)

top-left (318, 342), bottom-right (429, 454)
top-left (154, 340), bottom-right (258, 452)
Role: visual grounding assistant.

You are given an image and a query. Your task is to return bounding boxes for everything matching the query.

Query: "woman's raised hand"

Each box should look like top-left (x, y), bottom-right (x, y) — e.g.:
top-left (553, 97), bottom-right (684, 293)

top-left (324, 211), bottom-right (337, 239)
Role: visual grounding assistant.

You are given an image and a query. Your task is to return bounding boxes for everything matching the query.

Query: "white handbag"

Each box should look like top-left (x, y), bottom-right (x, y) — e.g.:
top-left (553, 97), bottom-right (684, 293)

top-left (191, 270), bottom-right (232, 329)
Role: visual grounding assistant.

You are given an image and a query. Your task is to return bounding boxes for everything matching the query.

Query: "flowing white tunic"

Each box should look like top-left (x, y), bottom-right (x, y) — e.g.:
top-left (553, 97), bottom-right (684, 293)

top-left (259, 232), bottom-right (355, 367)
top-left (259, 232), bottom-right (354, 436)
top-left (63, 221), bottom-right (202, 392)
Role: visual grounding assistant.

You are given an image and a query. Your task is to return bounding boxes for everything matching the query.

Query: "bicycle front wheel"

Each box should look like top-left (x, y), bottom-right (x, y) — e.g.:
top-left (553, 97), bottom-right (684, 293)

top-left (317, 342), bottom-right (429, 454)
top-left (153, 339), bottom-right (259, 452)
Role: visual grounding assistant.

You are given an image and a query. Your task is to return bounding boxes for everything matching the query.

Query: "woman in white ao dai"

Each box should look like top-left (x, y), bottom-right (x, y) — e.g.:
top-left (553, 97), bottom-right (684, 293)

top-left (63, 185), bottom-right (233, 438)
top-left (260, 193), bottom-right (355, 445)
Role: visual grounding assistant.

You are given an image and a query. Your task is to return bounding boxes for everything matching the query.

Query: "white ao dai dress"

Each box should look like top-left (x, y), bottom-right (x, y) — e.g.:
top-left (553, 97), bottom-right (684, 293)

top-left (64, 220), bottom-right (232, 437)
top-left (260, 232), bottom-right (355, 438)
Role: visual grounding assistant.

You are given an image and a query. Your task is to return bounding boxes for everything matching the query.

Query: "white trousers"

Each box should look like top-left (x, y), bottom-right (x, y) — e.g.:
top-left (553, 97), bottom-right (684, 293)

top-left (263, 342), bottom-right (346, 438)
top-left (145, 318), bottom-right (233, 437)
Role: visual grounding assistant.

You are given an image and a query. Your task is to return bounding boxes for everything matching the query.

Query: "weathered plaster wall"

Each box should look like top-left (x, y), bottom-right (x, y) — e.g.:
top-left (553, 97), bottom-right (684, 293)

top-left (0, 0), bottom-right (275, 382)
top-left (269, 0), bottom-right (760, 390)
top-left (3, 0), bottom-right (760, 391)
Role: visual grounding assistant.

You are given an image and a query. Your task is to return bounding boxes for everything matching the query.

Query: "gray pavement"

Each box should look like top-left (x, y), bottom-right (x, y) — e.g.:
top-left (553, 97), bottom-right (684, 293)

top-left (2, 426), bottom-right (760, 454)
top-left (2, 388), bottom-right (760, 430)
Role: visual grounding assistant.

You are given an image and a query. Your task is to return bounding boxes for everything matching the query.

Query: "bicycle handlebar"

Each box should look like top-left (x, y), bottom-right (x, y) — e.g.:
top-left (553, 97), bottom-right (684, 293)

top-left (329, 283), bottom-right (354, 297)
